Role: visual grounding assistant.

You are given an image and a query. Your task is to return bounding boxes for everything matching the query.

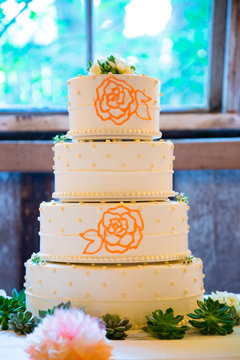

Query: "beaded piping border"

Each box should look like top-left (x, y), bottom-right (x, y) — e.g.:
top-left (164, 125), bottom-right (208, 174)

top-left (52, 190), bottom-right (176, 199)
top-left (38, 250), bottom-right (191, 264)
top-left (67, 128), bottom-right (162, 136)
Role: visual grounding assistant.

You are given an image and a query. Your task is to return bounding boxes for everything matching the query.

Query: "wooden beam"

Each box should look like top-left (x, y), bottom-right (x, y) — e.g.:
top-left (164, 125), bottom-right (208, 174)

top-left (0, 113), bottom-right (240, 133)
top-left (225, 0), bottom-right (240, 113)
top-left (0, 139), bottom-right (239, 172)
top-left (174, 138), bottom-right (240, 170)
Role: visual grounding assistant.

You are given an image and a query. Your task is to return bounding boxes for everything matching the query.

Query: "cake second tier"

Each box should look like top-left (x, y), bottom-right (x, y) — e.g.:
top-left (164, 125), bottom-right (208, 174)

top-left (53, 140), bottom-right (175, 201)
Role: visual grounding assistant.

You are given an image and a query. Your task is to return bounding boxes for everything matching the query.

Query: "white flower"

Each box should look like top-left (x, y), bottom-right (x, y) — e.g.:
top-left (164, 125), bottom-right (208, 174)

top-left (116, 59), bottom-right (135, 74)
top-left (210, 291), bottom-right (240, 315)
top-left (0, 289), bottom-right (7, 298)
top-left (89, 63), bottom-right (102, 75)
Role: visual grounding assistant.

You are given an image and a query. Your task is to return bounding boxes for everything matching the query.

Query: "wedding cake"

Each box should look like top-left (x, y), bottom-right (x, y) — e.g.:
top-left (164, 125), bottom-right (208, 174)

top-left (25, 57), bottom-right (204, 325)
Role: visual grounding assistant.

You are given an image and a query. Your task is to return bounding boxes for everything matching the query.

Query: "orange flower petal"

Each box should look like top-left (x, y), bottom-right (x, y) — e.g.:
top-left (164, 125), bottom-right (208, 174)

top-left (104, 232), bottom-right (121, 245)
top-left (105, 242), bottom-right (129, 254)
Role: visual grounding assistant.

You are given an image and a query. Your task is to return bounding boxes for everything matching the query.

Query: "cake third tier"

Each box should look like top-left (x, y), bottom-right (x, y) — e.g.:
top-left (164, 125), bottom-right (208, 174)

top-left (38, 201), bottom-right (190, 263)
top-left (53, 140), bottom-right (176, 201)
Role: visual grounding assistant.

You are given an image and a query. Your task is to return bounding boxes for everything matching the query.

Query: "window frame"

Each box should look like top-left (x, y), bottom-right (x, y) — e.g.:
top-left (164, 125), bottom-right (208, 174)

top-left (0, 0), bottom-right (239, 133)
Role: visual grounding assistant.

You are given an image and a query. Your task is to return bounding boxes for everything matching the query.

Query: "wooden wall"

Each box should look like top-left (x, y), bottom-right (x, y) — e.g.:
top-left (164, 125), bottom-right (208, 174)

top-left (0, 167), bottom-right (240, 295)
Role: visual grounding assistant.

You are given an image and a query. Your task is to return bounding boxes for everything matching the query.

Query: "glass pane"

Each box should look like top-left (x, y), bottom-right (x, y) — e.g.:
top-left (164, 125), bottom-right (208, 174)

top-left (94, 0), bottom-right (212, 110)
top-left (0, 0), bottom-right (87, 109)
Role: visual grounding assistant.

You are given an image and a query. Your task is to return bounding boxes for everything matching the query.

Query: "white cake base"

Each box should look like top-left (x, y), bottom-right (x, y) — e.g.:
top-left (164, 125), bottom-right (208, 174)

top-left (25, 258), bottom-right (204, 325)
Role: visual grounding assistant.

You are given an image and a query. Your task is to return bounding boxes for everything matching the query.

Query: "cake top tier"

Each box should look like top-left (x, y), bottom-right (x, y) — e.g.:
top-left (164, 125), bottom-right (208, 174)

top-left (67, 56), bottom-right (161, 140)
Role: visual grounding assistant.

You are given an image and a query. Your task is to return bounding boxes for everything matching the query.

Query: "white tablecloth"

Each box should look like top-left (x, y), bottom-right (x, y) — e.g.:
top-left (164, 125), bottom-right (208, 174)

top-left (1, 327), bottom-right (240, 360)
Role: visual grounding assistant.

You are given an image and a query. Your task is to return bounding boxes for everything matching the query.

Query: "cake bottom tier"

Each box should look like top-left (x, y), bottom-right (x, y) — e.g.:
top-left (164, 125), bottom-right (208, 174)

top-left (25, 258), bottom-right (204, 326)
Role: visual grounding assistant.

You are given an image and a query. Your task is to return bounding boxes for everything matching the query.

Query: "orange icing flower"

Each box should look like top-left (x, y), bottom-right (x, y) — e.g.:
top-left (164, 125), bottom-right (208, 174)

top-left (94, 76), bottom-right (152, 125)
top-left (80, 205), bottom-right (144, 254)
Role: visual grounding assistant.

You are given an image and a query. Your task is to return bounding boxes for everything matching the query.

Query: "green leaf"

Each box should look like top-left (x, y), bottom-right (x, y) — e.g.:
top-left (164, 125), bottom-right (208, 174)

top-left (52, 134), bottom-right (68, 144)
top-left (38, 301), bottom-right (81, 319)
top-left (12, 289), bottom-right (25, 305)
top-left (87, 60), bottom-right (93, 71)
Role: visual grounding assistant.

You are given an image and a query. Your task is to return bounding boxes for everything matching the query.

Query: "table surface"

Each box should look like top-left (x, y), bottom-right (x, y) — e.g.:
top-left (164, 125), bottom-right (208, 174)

top-left (1, 327), bottom-right (240, 360)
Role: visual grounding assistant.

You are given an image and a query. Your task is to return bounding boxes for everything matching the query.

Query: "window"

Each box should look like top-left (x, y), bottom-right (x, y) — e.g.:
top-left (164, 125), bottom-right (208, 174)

top-left (0, 0), bottom-right (211, 110)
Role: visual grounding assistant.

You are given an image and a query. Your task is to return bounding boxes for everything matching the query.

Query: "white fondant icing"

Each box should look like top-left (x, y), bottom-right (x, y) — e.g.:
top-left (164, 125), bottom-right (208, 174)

top-left (53, 141), bottom-right (174, 201)
top-left (25, 258), bottom-right (204, 325)
top-left (67, 74), bottom-right (161, 140)
top-left (39, 201), bottom-right (190, 263)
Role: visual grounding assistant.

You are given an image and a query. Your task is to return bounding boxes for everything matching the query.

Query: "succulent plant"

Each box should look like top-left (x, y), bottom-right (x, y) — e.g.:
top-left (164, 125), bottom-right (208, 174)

top-left (9, 311), bottom-right (40, 335)
top-left (0, 296), bottom-right (25, 330)
top-left (101, 313), bottom-right (132, 340)
top-left (142, 308), bottom-right (190, 339)
top-left (188, 298), bottom-right (235, 335)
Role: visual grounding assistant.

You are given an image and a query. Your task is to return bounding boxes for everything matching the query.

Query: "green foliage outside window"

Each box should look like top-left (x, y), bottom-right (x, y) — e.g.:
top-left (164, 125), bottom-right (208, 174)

top-left (0, 0), bottom-right (211, 109)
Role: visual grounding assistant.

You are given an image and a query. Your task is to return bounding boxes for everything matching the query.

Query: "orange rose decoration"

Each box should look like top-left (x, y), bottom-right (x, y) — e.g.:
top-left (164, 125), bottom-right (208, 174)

top-left (94, 76), bottom-right (152, 125)
top-left (80, 205), bottom-right (144, 254)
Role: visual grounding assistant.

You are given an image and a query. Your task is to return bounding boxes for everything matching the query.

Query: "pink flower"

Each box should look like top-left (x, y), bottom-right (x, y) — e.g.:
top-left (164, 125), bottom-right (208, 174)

top-left (24, 309), bottom-right (112, 360)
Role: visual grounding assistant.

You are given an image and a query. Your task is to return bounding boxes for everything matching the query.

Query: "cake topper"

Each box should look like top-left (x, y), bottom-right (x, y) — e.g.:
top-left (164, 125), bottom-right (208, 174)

top-left (87, 55), bottom-right (135, 75)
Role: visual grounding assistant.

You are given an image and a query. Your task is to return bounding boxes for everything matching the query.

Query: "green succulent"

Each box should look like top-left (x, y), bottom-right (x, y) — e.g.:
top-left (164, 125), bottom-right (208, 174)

top-left (188, 298), bottom-right (235, 335)
top-left (101, 313), bottom-right (132, 340)
top-left (52, 134), bottom-right (68, 144)
top-left (9, 311), bottom-right (40, 335)
top-left (142, 308), bottom-right (190, 339)
top-left (12, 288), bottom-right (26, 306)
top-left (38, 301), bottom-right (80, 318)
top-left (228, 305), bottom-right (240, 326)
top-left (0, 296), bottom-right (26, 330)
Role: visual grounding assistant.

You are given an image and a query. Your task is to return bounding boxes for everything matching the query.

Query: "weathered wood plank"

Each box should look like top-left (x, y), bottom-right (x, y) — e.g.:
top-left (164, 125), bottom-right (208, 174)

top-left (0, 141), bottom-right (54, 172)
top-left (0, 113), bottom-right (240, 132)
top-left (174, 169), bottom-right (240, 293)
top-left (225, 0), bottom-right (240, 113)
top-left (19, 173), bottom-right (53, 289)
top-left (174, 138), bottom-right (240, 170)
top-left (0, 139), bottom-right (239, 172)
top-left (0, 173), bottom-right (22, 294)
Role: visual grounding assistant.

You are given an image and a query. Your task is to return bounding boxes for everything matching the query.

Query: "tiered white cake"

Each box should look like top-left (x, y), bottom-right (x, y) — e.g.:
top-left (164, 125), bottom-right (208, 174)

top-left (25, 70), bottom-right (204, 325)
